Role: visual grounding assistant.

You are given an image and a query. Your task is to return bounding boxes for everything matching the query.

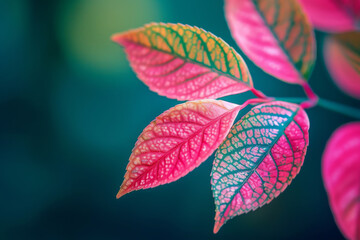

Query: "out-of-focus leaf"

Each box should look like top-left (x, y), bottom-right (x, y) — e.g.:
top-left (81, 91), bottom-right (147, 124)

top-left (225, 0), bottom-right (316, 84)
top-left (298, 0), bottom-right (360, 32)
top-left (211, 101), bottom-right (309, 233)
top-left (324, 32), bottom-right (360, 99)
top-left (323, 122), bottom-right (360, 240)
top-left (112, 23), bottom-right (253, 100)
top-left (117, 100), bottom-right (242, 198)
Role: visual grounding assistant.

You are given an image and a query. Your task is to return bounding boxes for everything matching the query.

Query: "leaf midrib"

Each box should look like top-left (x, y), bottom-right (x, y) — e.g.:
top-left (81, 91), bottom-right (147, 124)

top-left (122, 27), bottom-right (252, 88)
top-left (251, 0), bottom-right (307, 81)
top-left (127, 104), bottom-right (240, 189)
top-left (216, 105), bottom-right (300, 215)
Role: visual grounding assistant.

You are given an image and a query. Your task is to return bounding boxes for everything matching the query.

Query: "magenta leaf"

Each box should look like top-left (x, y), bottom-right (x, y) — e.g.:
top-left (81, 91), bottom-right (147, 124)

top-left (324, 32), bottom-right (360, 99)
top-left (323, 122), bottom-right (360, 240)
top-left (298, 0), bottom-right (360, 32)
top-left (112, 23), bottom-right (253, 101)
top-left (211, 101), bottom-right (309, 233)
top-left (225, 0), bottom-right (316, 84)
top-left (117, 100), bottom-right (244, 198)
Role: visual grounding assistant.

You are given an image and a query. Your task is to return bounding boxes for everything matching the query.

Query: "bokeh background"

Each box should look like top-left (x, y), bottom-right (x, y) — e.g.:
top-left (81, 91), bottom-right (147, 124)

top-left (1, 0), bottom-right (358, 239)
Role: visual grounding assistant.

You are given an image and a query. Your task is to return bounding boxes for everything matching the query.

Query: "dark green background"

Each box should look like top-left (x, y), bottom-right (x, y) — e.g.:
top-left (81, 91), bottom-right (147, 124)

top-left (1, 0), bottom-right (357, 239)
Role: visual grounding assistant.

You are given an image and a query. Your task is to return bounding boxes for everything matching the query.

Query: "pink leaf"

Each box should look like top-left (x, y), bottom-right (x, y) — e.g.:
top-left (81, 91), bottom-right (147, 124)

top-left (211, 101), bottom-right (309, 233)
top-left (324, 32), bottom-right (360, 99)
top-left (323, 122), bottom-right (360, 240)
top-left (117, 100), bottom-right (244, 198)
top-left (112, 23), bottom-right (253, 100)
top-left (225, 0), bottom-right (316, 84)
top-left (298, 0), bottom-right (360, 32)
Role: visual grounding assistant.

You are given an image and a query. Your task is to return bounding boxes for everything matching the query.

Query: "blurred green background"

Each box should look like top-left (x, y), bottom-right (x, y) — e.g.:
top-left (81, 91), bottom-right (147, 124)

top-left (1, 0), bottom-right (358, 239)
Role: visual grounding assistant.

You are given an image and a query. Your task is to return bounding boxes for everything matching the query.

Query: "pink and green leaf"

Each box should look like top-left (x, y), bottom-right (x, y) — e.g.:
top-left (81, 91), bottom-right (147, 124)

top-left (298, 0), bottom-right (360, 32)
top-left (117, 100), bottom-right (243, 198)
top-left (211, 101), bottom-right (309, 233)
top-left (323, 122), bottom-right (360, 240)
top-left (225, 0), bottom-right (316, 84)
top-left (112, 23), bottom-right (253, 100)
top-left (324, 32), bottom-right (360, 99)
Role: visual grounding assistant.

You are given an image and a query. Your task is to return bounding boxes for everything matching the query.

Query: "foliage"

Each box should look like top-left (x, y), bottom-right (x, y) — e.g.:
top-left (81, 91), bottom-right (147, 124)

top-left (323, 123), bottom-right (360, 240)
top-left (113, 0), bottom-right (360, 237)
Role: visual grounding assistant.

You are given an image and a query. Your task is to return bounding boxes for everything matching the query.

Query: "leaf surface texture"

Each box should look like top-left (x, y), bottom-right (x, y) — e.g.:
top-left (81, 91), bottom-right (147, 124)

top-left (323, 122), bottom-right (360, 240)
top-left (118, 100), bottom-right (242, 198)
top-left (113, 23), bottom-right (253, 100)
top-left (211, 101), bottom-right (309, 233)
top-left (225, 0), bottom-right (316, 84)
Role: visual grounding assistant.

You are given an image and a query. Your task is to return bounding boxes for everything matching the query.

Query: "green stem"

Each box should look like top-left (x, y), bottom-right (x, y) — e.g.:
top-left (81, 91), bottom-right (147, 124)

top-left (276, 97), bottom-right (360, 119)
top-left (317, 98), bottom-right (360, 119)
top-left (249, 82), bottom-right (360, 119)
top-left (275, 97), bottom-right (306, 104)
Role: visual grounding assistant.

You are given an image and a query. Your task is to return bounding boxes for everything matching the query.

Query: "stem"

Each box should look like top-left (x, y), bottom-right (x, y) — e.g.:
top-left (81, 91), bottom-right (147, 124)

top-left (250, 88), bottom-right (272, 100)
top-left (235, 98), bottom-right (271, 111)
top-left (300, 82), bottom-right (319, 109)
top-left (276, 97), bottom-right (360, 119)
top-left (245, 98), bottom-right (271, 105)
top-left (275, 97), bottom-right (306, 104)
top-left (317, 98), bottom-right (360, 119)
top-left (250, 83), bottom-right (360, 119)
top-left (233, 98), bottom-right (272, 115)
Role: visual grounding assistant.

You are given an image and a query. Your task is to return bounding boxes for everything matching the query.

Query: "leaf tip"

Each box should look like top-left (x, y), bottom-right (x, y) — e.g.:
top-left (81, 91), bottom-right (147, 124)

top-left (116, 188), bottom-right (128, 199)
top-left (111, 33), bottom-right (125, 45)
top-left (213, 212), bottom-right (224, 234)
top-left (213, 221), bottom-right (223, 234)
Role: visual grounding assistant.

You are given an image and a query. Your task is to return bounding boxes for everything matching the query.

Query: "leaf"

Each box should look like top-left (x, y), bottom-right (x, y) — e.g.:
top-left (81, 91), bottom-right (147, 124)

top-left (211, 101), bottom-right (309, 233)
top-left (117, 99), bottom-right (243, 198)
top-left (324, 32), bottom-right (360, 99)
top-left (298, 0), bottom-right (360, 32)
top-left (112, 23), bottom-right (253, 101)
top-left (322, 122), bottom-right (360, 240)
top-left (225, 0), bottom-right (316, 84)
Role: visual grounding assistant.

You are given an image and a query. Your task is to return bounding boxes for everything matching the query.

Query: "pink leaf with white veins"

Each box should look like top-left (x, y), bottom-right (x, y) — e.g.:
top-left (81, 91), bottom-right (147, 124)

top-left (323, 122), bottom-right (360, 240)
top-left (117, 100), bottom-right (246, 198)
top-left (211, 101), bottom-right (309, 233)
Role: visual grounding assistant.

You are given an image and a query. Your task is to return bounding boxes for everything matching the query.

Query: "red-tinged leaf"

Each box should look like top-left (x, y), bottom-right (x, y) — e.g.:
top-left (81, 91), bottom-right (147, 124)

top-left (298, 0), bottom-right (360, 32)
top-left (211, 101), bottom-right (309, 233)
top-left (324, 32), bottom-right (360, 99)
top-left (323, 122), bottom-right (360, 240)
top-left (225, 0), bottom-right (316, 84)
top-left (112, 23), bottom-right (253, 101)
top-left (117, 100), bottom-right (243, 198)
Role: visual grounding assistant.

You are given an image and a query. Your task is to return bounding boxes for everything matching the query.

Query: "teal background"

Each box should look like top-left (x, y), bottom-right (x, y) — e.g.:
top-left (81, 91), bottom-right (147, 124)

top-left (1, 0), bottom-right (358, 239)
